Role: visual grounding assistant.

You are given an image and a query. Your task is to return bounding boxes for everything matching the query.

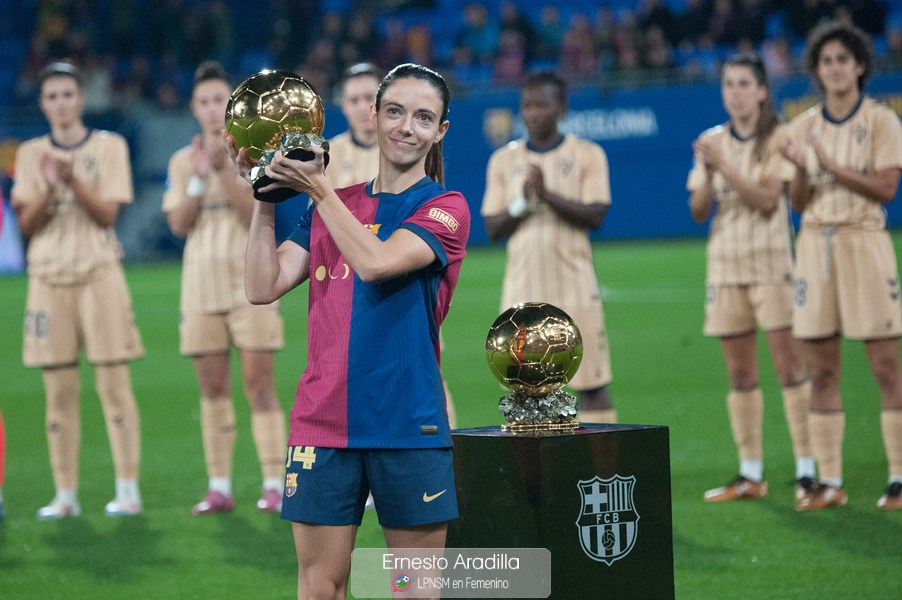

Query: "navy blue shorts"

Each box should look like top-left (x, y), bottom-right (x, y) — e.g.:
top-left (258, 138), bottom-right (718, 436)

top-left (281, 446), bottom-right (459, 528)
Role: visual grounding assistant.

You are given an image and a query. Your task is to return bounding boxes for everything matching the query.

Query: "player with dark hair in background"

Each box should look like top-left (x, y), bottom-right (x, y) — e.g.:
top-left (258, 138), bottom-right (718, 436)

top-left (328, 62), bottom-right (383, 189)
top-left (482, 70), bottom-right (616, 425)
top-left (12, 61), bottom-right (143, 519)
top-left (234, 63), bottom-right (469, 599)
top-left (688, 53), bottom-right (815, 505)
top-left (781, 21), bottom-right (902, 511)
top-left (163, 60), bottom-right (287, 515)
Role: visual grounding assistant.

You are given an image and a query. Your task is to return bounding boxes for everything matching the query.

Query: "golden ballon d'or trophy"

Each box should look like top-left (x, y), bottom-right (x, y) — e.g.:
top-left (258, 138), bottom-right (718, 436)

top-left (485, 302), bottom-right (584, 435)
top-left (225, 69), bottom-right (329, 203)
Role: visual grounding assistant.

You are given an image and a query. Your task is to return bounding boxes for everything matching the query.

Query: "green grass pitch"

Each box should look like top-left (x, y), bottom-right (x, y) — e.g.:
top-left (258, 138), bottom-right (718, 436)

top-left (1, 238), bottom-right (901, 599)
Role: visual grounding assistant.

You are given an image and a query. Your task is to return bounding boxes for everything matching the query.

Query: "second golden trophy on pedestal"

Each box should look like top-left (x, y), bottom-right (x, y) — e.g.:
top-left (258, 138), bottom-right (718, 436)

top-left (225, 69), bottom-right (329, 203)
top-left (485, 302), bottom-right (584, 434)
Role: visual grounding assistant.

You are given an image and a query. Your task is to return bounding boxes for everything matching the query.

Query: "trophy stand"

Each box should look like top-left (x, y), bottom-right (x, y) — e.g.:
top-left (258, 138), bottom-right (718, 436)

top-left (448, 423), bottom-right (675, 599)
top-left (463, 303), bottom-right (675, 598)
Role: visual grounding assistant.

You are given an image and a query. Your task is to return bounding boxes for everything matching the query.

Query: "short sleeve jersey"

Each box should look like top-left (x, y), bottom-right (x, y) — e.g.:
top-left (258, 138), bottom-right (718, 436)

top-left (286, 177), bottom-right (470, 449)
top-left (327, 130), bottom-right (380, 189)
top-left (11, 130), bottom-right (133, 285)
top-left (785, 97), bottom-right (902, 230)
top-left (686, 124), bottom-right (795, 285)
top-left (481, 135), bottom-right (610, 310)
top-left (162, 146), bottom-right (266, 313)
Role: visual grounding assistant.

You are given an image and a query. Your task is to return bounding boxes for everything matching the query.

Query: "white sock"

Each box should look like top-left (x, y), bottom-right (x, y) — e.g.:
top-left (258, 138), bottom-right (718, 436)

top-left (796, 457), bottom-right (816, 480)
top-left (889, 475), bottom-right (902, 485)
top-left (116, 479), bottom-right (141, 503)
top-left (739, 459), bottom-right (763, 482)
top-left (820, 477), bottom-right (842, 488)
top-left (263, 477), bottom-right (282, 492)
top-left (209, 477), bottom-right (232, 497)
top-left (57, 488), bottom-right (77, 505)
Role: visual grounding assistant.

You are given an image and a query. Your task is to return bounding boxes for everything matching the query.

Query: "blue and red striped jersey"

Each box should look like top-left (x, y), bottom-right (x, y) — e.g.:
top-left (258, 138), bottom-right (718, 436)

top-left (286, 177), bottom-right (470, 448)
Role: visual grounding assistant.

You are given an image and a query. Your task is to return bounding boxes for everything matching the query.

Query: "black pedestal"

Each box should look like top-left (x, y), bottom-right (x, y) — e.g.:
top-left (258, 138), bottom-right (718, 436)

top-left (448, 424), bottom-right (674, 599)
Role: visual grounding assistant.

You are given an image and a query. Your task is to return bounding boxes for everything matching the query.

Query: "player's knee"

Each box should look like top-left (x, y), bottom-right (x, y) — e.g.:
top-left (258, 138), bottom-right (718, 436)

top-left (245, 387), bottom-right (280, 412)
top-left (298, 566), bottom-right (347, 600)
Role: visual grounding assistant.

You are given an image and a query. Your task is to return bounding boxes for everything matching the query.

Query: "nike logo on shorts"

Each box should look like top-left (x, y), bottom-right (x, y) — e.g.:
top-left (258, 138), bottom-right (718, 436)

top-left (422, 489), bottom-right (447, 503)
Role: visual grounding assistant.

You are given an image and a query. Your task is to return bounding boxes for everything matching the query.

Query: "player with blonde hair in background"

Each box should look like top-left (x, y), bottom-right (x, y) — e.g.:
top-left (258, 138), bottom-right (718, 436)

top-left (781, 21), bottom-right (902, 511)
top-left (482, 70), bottom-right (616, 424)
top-left (12, 61), bottom-right (143, 519)
top-left (163, 61), bottom-right (287, 515)
top-left (688, 53), bottom-right (815, 505)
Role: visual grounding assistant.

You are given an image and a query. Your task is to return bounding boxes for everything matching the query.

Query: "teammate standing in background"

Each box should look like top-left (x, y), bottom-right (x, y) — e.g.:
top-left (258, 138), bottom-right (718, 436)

top-left (163, 61), bottom-right (287, 515)
top-left (481, 70), bottom-right (616, 424)
top-left (328, 62), bottom-right (382, 189)
top-left (12, 61), bottom-right (143, 519)
top-left (688, 53), bottom-right (815, 505)
top-left (781, 21), bottom-right (902, 511)
top-left (234, 63), bottom-right (468, 600)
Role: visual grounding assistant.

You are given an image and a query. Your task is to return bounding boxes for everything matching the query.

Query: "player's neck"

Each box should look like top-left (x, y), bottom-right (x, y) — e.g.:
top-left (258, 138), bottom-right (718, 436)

top-left (51, 122), bottom-right (89, 148)
top-left (527, 132), bottom-right (563, 151)
top-left (352, 128), bottom-right (377, 147)
top-left (372, 160), bottom-right (426, 195)
top-left (825, 89), bottom-right (862, 121)
top-left (730, 115), bottom-right (756, 139)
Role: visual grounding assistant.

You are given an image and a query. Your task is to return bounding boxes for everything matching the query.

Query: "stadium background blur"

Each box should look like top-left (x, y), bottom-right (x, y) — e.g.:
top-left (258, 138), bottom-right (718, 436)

top-left (1, 0), bottom-right (902, 271)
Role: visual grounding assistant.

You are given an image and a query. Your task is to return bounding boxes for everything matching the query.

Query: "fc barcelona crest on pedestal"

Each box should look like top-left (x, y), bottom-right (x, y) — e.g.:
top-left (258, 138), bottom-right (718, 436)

top-left (576, 475), bottom-right (640, 566)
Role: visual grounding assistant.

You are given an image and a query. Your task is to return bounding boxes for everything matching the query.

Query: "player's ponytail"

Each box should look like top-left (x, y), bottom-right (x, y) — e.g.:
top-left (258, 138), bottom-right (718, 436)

top-left (376, 63), bottom-right (450, 185)
top-left (722, 53), bottom-right (779, 163)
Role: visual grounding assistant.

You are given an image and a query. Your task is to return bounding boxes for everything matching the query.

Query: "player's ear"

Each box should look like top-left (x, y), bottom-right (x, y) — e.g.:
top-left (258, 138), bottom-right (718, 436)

top-left (435, 119), bottom-right (450, 144)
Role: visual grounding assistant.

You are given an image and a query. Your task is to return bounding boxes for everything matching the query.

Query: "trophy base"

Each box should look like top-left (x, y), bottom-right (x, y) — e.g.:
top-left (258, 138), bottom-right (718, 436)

top-left (501, 418), bottom-right (580, 436)
top-left (252, 147), bottom-right (331, 203)
top-left (498, 389), bottom-right (579, 436)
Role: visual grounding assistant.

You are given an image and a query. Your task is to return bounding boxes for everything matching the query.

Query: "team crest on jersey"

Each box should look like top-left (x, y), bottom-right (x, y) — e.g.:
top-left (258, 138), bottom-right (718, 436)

top-left (576, 475), bottom-right (639, 565)
top-left (364, 223), bottom-right (381, 235)
top-left (428, 207), bottom-right (459, 232)
top-left (285, 473), bottom-right (298, 497)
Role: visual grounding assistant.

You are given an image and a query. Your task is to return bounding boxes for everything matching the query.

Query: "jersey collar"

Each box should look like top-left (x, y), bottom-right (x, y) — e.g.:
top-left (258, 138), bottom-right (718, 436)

top-left (50, 128), bottom-right (93, 150)
top-left (822, 95), bottom-right (864, 125)
top-left (525, 134), bottom-right (565, 153)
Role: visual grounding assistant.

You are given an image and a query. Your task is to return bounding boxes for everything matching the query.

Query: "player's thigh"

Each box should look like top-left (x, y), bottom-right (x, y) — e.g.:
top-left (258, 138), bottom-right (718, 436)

top-left (833, 231), bottom-right (902, 339)
top-left (704, 285), bottom-right (756, 337)
top-left (366, 448), bottom-right (458, 529)
top-left (793, 229), bottom-right (840, 339)
top-left (23, 277), bottom-right (79, 368)
top-left (566, 304), bottom-right (612, 390)
top-left (227, 303), bottom-right (284, 351)
top-left (749, 282), bottom-right (793, 331)
top-left (180, 312), bottom-right (230, 355)
top-left (81, 266), bottom-right (144, 364)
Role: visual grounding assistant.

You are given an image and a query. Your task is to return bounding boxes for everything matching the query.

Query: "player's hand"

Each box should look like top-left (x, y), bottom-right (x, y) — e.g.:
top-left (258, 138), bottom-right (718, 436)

top-left (261, 143), bottom-right (327, 195)
top-left (779, 136), bottom-right (805, 169)
top-left (807, 136), bottom-right (835, 173)
top-left (693, 137), bottom-right (722, 170)
top-left (190, 135), bottom-right (211, 178)
top-left (523, 164), bottom-right (545, 201)
top-left (222, 129), bottom-right (256, 179)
